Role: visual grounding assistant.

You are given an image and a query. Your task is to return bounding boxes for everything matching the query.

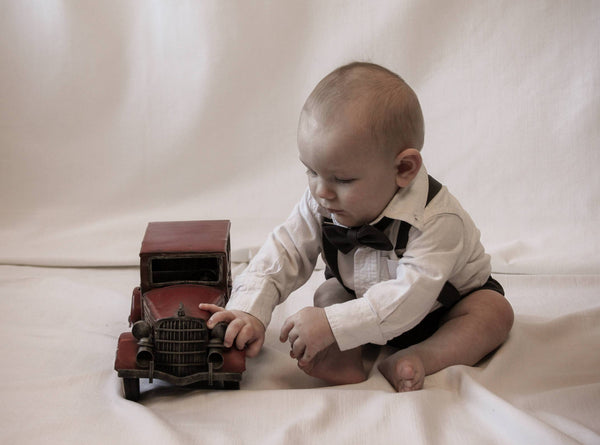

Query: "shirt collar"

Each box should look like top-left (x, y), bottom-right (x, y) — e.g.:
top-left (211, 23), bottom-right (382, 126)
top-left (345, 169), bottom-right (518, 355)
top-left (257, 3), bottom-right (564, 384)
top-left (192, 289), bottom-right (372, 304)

top-left (372, 164), bottom-right (429, 231)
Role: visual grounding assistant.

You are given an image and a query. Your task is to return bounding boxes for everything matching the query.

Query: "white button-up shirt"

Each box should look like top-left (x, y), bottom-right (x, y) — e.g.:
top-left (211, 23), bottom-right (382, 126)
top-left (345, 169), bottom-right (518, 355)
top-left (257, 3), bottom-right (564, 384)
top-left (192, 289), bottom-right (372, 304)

top-left (227, 166), bottom-right (491, 351)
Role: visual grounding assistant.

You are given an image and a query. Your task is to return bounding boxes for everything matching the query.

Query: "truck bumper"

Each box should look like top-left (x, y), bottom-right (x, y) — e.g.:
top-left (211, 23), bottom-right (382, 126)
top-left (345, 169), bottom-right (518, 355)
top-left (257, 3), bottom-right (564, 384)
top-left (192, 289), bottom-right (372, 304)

top-left (114, 332), bottom-right (244, 386)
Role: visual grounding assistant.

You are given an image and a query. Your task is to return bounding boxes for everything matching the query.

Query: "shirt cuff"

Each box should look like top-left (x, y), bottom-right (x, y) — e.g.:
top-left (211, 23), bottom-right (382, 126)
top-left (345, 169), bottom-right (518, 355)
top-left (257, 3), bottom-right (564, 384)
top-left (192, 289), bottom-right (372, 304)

top-left (226, 275), bottom-right (279, 329)
top-left (325, 297), bottom-right (386, 351)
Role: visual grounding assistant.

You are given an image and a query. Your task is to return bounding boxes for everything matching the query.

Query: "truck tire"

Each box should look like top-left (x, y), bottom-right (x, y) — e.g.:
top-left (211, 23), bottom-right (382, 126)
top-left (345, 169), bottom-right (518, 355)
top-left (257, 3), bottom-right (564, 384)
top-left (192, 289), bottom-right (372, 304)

top-left (122, 377), bottom-right (140, 401)
top-left (223, 380), bottom-right (240, 390)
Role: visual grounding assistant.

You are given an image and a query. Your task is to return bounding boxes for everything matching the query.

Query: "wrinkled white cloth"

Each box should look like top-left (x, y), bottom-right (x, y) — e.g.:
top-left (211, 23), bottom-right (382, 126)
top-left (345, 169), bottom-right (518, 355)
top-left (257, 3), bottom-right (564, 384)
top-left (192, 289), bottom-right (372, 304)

top-left (0, 266), bottom-right (598, 445)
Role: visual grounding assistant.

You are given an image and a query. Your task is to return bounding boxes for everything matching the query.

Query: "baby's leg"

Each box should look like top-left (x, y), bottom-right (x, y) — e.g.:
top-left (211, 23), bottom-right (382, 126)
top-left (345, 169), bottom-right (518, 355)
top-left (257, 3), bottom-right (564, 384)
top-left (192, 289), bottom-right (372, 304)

top-left (378, 289), bottom-right (514, 392)
top-left (298, 278), bottom-right (367, 385)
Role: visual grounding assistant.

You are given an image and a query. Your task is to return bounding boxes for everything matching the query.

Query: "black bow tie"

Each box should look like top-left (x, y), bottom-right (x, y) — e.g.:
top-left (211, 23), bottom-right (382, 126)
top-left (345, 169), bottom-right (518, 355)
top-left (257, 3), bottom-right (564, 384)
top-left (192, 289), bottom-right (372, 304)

top-left (322, 218), bottom-right (393, 254)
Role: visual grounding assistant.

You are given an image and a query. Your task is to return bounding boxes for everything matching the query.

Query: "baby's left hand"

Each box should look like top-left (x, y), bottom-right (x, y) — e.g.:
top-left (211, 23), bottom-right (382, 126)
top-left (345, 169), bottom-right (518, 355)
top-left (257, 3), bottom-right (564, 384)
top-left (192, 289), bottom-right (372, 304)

top-left (280, 307), bottom-right (335, 366)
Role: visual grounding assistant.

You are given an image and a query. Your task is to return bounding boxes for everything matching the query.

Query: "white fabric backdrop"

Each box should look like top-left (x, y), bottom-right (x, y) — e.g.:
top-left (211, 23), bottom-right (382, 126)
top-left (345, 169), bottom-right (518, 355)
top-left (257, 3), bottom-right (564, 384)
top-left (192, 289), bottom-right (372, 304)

top-left (1, 0), bottom-right (599, 274)
top-left (1, 3), bottom-right (599, 444)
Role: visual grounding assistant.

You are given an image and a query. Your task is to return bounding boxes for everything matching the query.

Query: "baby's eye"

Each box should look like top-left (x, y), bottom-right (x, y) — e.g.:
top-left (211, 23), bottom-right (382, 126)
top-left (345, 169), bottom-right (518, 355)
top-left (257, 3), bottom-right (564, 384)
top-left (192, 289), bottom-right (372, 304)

top-left (335, 177), bottom-right (356, 184)
top-left (305, 169), bottom-right (317, 177)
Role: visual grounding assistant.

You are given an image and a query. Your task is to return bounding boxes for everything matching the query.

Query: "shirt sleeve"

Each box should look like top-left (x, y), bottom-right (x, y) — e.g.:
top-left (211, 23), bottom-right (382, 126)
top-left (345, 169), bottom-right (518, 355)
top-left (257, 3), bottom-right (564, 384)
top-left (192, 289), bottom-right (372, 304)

top-left (325, 213), bottom-right (466, 351)
top-left (226, 188), bottom-right (322, 329)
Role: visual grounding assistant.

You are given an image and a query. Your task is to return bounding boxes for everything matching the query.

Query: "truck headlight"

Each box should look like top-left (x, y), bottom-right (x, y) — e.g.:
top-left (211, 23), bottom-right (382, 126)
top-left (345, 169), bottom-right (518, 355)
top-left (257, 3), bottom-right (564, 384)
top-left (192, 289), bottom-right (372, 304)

top-left (132, 320), bottom-right (151, 340)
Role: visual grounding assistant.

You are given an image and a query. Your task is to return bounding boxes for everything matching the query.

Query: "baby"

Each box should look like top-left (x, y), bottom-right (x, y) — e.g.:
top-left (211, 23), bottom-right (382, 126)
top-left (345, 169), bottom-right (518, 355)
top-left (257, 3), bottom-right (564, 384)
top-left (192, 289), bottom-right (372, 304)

top-left (201, 62), bottom-right (514, 391)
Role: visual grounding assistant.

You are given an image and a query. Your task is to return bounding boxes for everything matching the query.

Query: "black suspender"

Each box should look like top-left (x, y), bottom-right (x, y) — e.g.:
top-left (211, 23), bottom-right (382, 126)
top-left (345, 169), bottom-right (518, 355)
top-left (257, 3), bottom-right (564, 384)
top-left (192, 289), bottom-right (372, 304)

top-left (393, 175), bottom-right (442, 257)
top-left (321, 175), bottom-right (460, 307)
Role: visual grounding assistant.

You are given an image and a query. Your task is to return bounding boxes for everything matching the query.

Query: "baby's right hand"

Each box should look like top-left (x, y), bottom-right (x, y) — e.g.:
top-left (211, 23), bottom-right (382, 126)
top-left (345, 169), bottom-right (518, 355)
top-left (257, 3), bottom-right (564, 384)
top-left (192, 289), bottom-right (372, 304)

top-left (198, 303), bottom-right (266, 357)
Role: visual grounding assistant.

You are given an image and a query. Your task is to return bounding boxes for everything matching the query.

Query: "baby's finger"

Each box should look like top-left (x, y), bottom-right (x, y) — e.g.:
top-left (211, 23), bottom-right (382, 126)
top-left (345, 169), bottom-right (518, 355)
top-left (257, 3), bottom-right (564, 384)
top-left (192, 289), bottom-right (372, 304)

top-left (235, 323), bottom-right (255, 351)
top-left (245, 336), bottom-right (264, 358)
top-left (223, 318), bottom-right (245, 348)
top-left (279, 317), bottom-right (295, 342)
top-left (198, 303), bottom-right (224, 314)
top-left (206, 310), bottom-right (236, 328)
top-left (288, 331), bottom-right (299, 347)
top-left (298, 348), bottom-right (315, 367)
top-left (291, 339), bottom-right (306, 360)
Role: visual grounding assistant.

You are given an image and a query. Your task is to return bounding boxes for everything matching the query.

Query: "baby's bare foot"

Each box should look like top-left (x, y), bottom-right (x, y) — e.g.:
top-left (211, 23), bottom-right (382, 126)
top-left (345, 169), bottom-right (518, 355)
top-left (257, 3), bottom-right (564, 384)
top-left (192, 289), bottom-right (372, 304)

top-left (378, 351), bottom-right (425, 392)
top-left (298, 345), bottom-right (367, 385)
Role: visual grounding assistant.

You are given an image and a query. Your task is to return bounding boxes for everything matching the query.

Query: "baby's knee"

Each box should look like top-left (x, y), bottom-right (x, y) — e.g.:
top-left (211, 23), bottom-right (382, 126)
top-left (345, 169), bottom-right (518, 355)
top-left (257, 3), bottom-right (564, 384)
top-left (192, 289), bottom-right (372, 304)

top-left (451, 290), bottom-right (514, 337)
top-left (472, 291), bottom-right (514, 338)
top-left (494, 294), bottom-right (514, 335)
top-left (313, 278), bottom-right (354, 308)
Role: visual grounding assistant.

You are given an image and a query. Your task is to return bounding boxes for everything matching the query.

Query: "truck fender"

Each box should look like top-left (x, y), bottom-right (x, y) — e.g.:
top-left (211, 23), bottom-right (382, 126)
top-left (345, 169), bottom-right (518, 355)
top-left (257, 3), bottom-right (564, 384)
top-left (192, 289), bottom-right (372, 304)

top-left (114, 332), bottom-right (138, 371)
top-left (128, 287), bottom-right (142, 326)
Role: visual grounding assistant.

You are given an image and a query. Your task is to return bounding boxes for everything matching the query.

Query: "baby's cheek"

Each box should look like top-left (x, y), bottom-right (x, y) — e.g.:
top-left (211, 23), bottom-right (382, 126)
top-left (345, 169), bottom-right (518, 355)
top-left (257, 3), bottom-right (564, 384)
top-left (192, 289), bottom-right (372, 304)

top-left (307, 181), bottom-right (318, 199)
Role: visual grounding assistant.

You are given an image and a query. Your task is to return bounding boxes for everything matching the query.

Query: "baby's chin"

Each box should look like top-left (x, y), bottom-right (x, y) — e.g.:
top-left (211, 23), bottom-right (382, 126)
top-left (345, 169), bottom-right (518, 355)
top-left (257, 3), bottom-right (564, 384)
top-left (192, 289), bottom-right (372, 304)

top-left (334, 213), bottom-right (370, 228)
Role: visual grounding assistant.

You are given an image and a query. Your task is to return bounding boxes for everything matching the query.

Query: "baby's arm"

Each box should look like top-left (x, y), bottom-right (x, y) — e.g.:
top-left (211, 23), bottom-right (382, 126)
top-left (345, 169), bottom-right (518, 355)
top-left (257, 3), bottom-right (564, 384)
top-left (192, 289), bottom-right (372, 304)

top-left (199, 303), bottom-right (266, 357)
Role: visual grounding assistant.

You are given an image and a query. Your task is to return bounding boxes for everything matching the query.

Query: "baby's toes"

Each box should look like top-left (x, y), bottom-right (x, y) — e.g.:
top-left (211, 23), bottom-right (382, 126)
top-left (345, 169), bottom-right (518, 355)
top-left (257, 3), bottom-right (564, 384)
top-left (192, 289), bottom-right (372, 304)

top-left (395, 359), bottom-right (424, 392)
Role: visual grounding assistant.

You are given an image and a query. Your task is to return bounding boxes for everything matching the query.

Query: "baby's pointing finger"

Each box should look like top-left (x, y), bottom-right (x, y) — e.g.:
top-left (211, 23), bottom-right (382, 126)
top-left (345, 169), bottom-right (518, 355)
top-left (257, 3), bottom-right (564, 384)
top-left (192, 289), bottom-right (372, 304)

top-left (198, 303), bottom-right (224, 314)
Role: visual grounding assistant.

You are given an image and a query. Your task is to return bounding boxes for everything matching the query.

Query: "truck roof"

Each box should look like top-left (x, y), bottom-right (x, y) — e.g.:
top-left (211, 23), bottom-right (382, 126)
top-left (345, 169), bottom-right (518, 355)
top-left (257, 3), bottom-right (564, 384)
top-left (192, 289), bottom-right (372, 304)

top-left (140, 220), bottom-right (230, 255)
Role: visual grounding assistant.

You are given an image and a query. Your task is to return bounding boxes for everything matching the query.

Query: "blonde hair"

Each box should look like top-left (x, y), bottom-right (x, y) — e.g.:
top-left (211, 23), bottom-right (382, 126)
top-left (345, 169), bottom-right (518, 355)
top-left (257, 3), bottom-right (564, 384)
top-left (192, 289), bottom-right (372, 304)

top-left (303, 62), bottom-right (424, 151)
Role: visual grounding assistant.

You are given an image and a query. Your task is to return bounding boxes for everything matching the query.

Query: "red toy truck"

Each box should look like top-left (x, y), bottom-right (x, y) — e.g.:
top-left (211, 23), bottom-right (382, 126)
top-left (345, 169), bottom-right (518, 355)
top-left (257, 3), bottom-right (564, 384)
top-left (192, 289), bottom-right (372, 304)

top-left (114, 220), bottom-right (245, 401)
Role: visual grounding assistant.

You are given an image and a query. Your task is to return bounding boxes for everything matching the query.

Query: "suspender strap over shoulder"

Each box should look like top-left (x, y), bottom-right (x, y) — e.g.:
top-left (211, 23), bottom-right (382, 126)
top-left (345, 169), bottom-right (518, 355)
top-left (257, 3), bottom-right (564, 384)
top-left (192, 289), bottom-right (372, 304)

top-left (394, 175), bottom-right (442, 251)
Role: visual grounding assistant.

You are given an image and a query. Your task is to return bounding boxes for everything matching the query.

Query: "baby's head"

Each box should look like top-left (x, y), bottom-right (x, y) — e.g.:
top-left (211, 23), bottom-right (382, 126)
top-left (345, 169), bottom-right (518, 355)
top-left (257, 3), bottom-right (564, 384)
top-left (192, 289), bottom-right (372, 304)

top-left (301, 62), bottom-right (424, 154)
top-left (297, 62), bottom-right (425, 227)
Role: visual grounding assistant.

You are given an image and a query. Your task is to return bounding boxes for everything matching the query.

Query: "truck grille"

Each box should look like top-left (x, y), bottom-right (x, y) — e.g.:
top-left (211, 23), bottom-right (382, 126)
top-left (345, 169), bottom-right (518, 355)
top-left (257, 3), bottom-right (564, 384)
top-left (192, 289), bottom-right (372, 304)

top-left (154, 317), bottom-right (208, 376)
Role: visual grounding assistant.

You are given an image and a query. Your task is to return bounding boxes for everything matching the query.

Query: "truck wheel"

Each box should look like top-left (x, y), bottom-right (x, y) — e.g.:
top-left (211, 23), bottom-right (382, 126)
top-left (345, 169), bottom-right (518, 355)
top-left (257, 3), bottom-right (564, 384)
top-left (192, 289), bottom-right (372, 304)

top-left (223, 381), bottom-right (240, 390)
top-left (122, 377), bottom-right (140, 401)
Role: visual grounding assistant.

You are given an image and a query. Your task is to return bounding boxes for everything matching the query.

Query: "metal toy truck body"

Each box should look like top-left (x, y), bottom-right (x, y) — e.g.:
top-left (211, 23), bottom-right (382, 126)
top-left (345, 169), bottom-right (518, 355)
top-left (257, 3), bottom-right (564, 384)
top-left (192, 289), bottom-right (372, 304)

top-left (114, 220), bottom-right (245, 401)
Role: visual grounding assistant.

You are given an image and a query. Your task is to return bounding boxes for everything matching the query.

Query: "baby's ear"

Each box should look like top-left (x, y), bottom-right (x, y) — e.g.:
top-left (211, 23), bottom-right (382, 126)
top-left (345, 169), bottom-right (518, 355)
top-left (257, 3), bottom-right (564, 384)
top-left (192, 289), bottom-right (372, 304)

top-left (394, 149), bottom-right (422, 188)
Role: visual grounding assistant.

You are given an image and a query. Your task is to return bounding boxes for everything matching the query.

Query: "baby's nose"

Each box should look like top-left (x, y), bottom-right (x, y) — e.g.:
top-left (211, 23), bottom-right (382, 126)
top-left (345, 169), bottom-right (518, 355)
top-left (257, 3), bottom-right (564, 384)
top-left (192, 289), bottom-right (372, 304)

top-left (316, 181), bottom-right (335, 200)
